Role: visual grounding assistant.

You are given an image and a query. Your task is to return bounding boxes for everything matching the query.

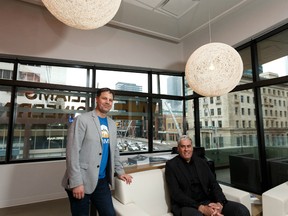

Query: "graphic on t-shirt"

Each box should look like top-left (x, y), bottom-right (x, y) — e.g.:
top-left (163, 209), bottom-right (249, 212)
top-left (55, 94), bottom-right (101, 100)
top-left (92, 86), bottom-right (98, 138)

top-left (98, 116), bottom-right (110, 179)
top-left (101, 125), bottom-right (110, 144)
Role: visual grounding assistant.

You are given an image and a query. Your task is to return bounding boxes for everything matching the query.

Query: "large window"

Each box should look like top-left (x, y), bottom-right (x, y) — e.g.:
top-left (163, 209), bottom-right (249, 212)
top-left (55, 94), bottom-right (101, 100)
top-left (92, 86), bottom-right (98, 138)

top-left (257, 28), bottom-right (288, 189)
top-left (0, 86), bottom-right (11, 161)
top-left (239, 47), bottom-right (253, 83)
top-left (97, 70), bottom-right (148, 93)
top-left (198, 92), bottom-right (259, 192)
top-left (153, 98), bottom-right (183, 150)
top-left (184, 24), bottom-right (288, 193)
top-left (111, 95), bottom-right (149, 153)
top-left (158, 75), bottom-right (183, 96)
top-left (258, 29), bottom-right (288, 80)
top-left (18, 64), bottom-right (92, 87)
top-left (0, 60), bottom-right (184, 161)
top-left (12, 88), bottom-right (91, 160)
top-left (152, 74), bottom-right (183, 96)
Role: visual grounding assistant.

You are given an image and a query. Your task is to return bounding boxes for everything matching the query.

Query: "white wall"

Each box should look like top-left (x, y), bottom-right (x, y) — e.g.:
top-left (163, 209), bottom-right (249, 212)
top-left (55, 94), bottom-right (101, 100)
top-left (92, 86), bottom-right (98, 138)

top-left (0, 0), bottom-right (184, 71)
top-left (183, 0), bottom-right (288, 59)
top-left (0, 161), bottom-right (66, 208)
top-left (0, 0), bottom-right (287, 209)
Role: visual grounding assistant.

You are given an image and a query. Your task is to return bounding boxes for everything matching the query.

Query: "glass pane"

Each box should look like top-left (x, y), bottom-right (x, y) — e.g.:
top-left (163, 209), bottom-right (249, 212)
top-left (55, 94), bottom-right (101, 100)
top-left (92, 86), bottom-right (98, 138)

top-left (239, 47), bottom-right (253, 83)
top-left (17, 64), bottom-right (92, 87)
top-left (184, 79), bottom-right (194, 96)
top-left (153, 98), bottom-right (183, 151)
top-left (0, 62), bottom-right (14, 80)
top-left (258, 29), bottom-right (288, 79)
top-left (0, 86), bottom-right (11, 161)
top-left (198, 92), bottom-right (260, 193)
top-left (111, 95), bottom-right (148, 155)
top-left (185, 99), bottom-right (195, 142)
top-left (12, 88), bottom-right (92, 160)
top-left (96, 70), bottom-right (148, 93)
top-left (159, 75), bottom-right (182, 96)
top-left (152, 74), bottom-right (159, 94)
top-left (261, 84), bottom-right (288, 188)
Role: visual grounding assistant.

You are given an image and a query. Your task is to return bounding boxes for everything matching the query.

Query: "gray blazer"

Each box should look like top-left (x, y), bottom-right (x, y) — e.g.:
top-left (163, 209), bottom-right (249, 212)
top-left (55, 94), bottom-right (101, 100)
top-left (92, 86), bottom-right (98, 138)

top-left (62, 110), bottom-right (125, 194)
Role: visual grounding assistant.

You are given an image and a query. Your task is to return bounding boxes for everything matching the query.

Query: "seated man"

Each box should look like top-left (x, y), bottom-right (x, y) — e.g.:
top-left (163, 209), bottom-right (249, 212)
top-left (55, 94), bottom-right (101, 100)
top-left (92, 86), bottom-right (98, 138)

top-left (165, 135), bottom-right (250, 216)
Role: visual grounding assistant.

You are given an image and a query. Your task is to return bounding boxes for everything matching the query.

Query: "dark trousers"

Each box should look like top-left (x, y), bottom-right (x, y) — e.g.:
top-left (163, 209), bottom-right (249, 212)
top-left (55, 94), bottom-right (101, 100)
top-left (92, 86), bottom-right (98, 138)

top-left (66, 178), bottom-right (115, 216)
top-left (180, 200), bottom-right (250, 216)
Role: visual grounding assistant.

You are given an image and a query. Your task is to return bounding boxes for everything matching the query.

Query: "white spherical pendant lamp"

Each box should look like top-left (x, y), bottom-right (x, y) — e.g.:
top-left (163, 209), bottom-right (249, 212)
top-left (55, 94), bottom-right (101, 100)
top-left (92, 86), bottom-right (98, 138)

top-left (185, 42), bottom-right (243, 97)
top-left (42, 0), bottom-right (122, 30)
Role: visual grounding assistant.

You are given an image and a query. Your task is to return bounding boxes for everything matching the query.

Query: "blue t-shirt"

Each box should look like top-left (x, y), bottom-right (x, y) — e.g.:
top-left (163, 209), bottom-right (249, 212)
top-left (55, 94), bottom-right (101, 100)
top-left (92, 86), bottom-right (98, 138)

top-left (98, 116), bottom-right (110, 179)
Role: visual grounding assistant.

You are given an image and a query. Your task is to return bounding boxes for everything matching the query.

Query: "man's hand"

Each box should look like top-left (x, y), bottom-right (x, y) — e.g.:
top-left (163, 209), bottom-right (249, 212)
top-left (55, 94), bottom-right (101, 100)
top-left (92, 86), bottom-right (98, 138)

top-left (72, 185), bottom-right (85, 199)
top-left (198, 204), bottom-right (224, 216)
top-left (209, 202), bottom-right (223, 215)
top-left (118, 174), bottom-right (133, 184)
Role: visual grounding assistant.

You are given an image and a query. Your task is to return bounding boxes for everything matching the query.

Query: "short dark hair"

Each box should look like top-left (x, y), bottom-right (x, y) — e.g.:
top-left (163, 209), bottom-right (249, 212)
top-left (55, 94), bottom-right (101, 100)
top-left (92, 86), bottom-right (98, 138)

top-left (96, 88), bottom-right (115, 99)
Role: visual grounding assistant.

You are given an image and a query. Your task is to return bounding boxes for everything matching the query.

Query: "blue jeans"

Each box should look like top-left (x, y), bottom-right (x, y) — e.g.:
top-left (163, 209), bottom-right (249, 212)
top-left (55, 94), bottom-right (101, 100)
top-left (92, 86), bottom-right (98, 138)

top-left (66, 178), bottom-right (116, 216)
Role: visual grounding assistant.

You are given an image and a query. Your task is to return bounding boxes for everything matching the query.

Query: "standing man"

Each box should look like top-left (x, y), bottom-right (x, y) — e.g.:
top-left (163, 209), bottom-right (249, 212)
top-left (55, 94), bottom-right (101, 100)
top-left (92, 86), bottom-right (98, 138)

top-left (165, 135), bottom-right (250, 216)
top-left (62, 87), bottom-right (132, 216)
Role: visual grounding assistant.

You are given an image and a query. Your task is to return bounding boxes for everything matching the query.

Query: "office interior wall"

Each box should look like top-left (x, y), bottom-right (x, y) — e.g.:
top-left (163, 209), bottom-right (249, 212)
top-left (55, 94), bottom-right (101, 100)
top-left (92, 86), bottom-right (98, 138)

top-left (0, 161), bottom-right (66, 208)
top-left (0, 0), bottom-right (184, 71)
top-left (183, 0), bottom-right (288, 59)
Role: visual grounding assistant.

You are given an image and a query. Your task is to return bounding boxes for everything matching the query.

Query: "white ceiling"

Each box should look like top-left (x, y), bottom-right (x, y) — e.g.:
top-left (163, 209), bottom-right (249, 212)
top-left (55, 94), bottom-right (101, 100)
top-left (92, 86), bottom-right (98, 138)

top-left (20, 0), bottom-right (252, 43)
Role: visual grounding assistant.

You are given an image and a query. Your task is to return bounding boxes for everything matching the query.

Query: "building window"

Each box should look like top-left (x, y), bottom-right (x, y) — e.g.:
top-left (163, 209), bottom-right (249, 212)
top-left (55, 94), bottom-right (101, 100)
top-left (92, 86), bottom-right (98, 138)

top-left (0, 69), bottom-right (13, 80)
top-left (236, 120), bottom-right (239, 128)
top-left (210, 109), bottom-right (214, 116)
top-left (212, 121), bottom-right (215, 127)
top-left (218, 121), bottom-right (222, 128)
top-left (217, 108), bottom-right (221, 115)
top-left (18, 71), bottom-right (40, 82)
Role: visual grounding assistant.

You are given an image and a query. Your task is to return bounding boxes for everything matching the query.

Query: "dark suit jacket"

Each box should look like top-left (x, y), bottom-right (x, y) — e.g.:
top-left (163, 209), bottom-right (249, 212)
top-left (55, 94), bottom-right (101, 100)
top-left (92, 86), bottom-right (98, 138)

top-left (165, 154), bottom-right (227, 216)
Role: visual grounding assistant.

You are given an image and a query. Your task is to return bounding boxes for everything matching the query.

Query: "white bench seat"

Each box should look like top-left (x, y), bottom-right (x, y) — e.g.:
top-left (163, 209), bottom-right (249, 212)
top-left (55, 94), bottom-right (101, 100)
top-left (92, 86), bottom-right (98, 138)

top-left (112, 168), bottom-right (251, 216)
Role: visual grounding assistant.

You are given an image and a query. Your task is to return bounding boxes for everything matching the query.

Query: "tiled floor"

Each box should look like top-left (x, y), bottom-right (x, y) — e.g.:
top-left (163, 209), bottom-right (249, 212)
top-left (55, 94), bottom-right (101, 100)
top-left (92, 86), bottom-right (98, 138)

top-left (251, 194), bottom-right (263, 216)
top-left (252, 204), bottom-right (263, 216)
top-left (0, 198), bottom-right (70, 216)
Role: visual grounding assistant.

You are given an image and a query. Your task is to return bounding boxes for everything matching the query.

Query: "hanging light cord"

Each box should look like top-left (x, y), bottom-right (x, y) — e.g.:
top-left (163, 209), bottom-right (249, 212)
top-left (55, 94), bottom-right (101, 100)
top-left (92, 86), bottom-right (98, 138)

top-left (208, 1), bottom-right (212, 43)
